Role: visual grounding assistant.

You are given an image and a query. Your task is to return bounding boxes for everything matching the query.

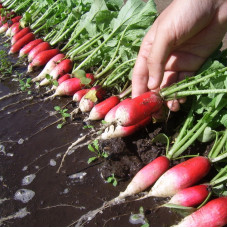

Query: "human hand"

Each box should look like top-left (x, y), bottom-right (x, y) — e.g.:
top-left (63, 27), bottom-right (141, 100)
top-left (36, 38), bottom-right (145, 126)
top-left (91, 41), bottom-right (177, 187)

top-left (132, 0), bottom-right (227, 111)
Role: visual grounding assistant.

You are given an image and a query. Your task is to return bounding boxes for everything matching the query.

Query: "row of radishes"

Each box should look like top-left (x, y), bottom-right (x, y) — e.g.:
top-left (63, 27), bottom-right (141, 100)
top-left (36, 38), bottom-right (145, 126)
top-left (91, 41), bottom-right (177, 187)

top-left (0, 1), bottom-right (164, 140)
top-left (0, 1), bottom-right (227, 226)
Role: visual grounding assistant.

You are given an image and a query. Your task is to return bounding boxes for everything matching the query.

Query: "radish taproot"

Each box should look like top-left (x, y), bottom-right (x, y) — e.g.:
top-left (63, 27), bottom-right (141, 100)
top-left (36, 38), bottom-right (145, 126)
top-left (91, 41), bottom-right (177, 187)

top-left (11, 27), bottom-right (30, 45)
top-left (79, 86), bottom-right (106, 112)
top-left (8, 21), bottom-right (20, 36)
top-left (115, 91), bottom-right (163, 126)
top-left (32, 53), bottom-right (65, 82)
top-left (28, 41), bottom-right (50, 62)
top-left (9, 32), bottom-right (35, 54)
top-left (104, 98), bottom-right (131, 123)
top-left (57, 74), bottom-right (71, 85)
top-left (27, 49), bottom-right (59, 72)
top-left (52, 76), bottom-right (90, 97)
top-left (19, 38), bottom-right (43, 57)
top-left (73, 89), bottom-right (90, 102)
top-left (167, 184), bottom-right (210, 207)
top-left (39, 59), bottom-right (72, 86)
top-left (0, 23), bottom-right (9, 33)
top-left (148, 156), bottom-right (211, 197)
top-left (89, 96), bottom-right (120, 120)
top-left (174, 197), bottom-right (227, 227)
top-left (117, 156), bottom-right (170, 199)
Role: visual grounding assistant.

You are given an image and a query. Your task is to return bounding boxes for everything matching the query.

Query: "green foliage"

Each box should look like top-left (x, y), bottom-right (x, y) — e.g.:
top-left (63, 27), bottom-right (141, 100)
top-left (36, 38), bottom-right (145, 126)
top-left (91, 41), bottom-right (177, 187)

top-left (0, 50), bottom-right (13, 78)
top-left (54, 106), bottom-right (70, 129)
top-left (106, 173), bottom-right (118, 187)
top-left (19, 78), bottom-right (32, 94)
top-left (87, 139), bottom-right (108, 164)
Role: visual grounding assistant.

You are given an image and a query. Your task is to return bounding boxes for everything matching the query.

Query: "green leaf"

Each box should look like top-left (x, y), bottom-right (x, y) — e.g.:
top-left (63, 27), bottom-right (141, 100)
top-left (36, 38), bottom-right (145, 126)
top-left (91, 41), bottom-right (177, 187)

top-left (54, 106), bottom-right (61, 111)
top-left (88, 144), bottom-right (95, 153)
top-left (92, 139), bottom-right (99, 150)
top-left (198, 127), bottom-right (216, 143)
top-left (63, 113), bottom-right (70, 118)
top-left (141, 223), bottom-right (150, 227)
top-left (53, 80), bottom-right (58, 86)
top-left (57, 123), bottom-right (63, 129)
top-left (101, 120), bottom-right (108, 124)
top-left (45, 74), bottom-right (51, 80)
top-left (87, 156), bottom-right (97, 164)
top-left (102, 152), bottom-right (109, 158)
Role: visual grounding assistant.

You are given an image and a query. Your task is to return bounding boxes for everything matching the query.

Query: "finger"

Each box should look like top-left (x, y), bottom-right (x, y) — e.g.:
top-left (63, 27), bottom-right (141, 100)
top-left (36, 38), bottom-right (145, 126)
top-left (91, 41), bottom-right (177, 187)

top-left (132, 23), bottom-right (158, 98)
top-left (160, 71), bottom-right (178, 89)
top-left (165, 51), bottom-right (205, 72)
top-left (167, 99), bottom-right (180, 112)
top-left (147, 26), bottom-right (173, 90)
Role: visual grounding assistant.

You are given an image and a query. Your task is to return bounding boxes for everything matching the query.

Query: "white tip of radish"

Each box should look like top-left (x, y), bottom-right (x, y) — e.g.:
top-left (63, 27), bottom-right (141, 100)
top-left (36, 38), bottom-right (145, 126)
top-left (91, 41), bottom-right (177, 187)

top-left (79, 97), bottom-right (94, 113)
top-left (88, 109), bottom-right (100, 120)
top-left (101, 125), bottom-right (115, 140)
top-left (27, 64), bottom-right (33, 73)
top-left (115, 106), bottom-right (129, 125)
top-left (39, 78), bottom-right (50, 87)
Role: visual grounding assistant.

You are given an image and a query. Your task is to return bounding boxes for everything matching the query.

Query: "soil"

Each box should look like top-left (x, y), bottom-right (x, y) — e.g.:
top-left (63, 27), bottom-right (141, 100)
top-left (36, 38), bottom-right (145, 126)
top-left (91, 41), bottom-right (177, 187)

top-left (0, 35), bottom-right (213, 227)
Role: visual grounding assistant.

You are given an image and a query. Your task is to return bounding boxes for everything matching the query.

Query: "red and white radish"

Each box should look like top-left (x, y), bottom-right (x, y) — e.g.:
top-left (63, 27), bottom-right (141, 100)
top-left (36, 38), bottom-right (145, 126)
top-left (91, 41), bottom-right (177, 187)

top-left (148, 156), bottom-right (211, 197)
top-left (9, 32), bottom-right (35, 54)
top-left (79, 86), bottom-right (106, 112)
top-left (104, 98), bottom-right (131, 123)
top-left (89, 96), bottom-right (120, 120)
top-left (175, 197), bottom-right (227, 227)
top-left (57, 74), bottom-right (71, 85)
top-left (27, 49), bottom-right (59, 72)
top-left (7, 21), bottom-right (20, 36)
top-left (11, 27), bottom-right (30, 45)
top-left (168, 184), bottom-right (210, 207)
top-left (32, 53), bottom-right (65, 82)
top-left (39, 59), bottom-right (72, 86)
top-left (19, 38), bottom-right (43, 57)
top-left (115, 91), bottom-right (163, 126)
top-left (28, 41), bottom-right (50, 62)
top-left (0, 23), bottom-right (8, 33)
top-left (73, 89), bottom-right (90, 102)
top-left (118, 156), bottom-right (170, 199)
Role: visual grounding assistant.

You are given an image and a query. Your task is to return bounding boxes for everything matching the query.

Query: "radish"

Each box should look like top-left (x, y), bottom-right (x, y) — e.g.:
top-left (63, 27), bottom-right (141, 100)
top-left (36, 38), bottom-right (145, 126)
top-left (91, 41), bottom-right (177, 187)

top-left (73, 89), bottom-right (90, 102)
top-left (117, 156), bottom-right (170, 199)
top-left (57, 74), bottom-right (71, 85)
top-left (39, 59), bottom-right (72, 86)
top-left (9, 15), bottom-right (22, 25)
top-left (0, 23), bottom-right (8, 33)
top-left (27, 49), bottom-right (59, 72)
top-left (104, 98), bottom-right (131, 123)
top-left (7, 21), bottom-right (20, 36)
top-left (101, 116), bottom-right (151, 140)
top-left (79, 86), bottom-right (106, 112)
top-left (11, 27), bottom-right (30, 45)
top-left (148, 156), bottom-right (211, 197)
top-left (19, 39), bottom-right (43, 57)
top-left (9, 32), bottom-right (35, 54)
top-left (28, 42), bottom-right (50, 62)
top-left (115, 91), bottom-right (163, 126)
top-left (89, 96), bottom-right (120, 120)
top-left (32, 53), bottom-right (65, 82)
top-left (168, 184), bottom-right (210, 207)
top-left (175, 197), bottom-right (227, 227)
top-left (51, 77), bottom-right (85, 97)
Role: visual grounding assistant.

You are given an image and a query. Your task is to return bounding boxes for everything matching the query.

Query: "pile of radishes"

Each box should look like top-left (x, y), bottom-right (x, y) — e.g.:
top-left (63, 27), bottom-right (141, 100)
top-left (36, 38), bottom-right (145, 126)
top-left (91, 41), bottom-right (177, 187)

top-left (0, 0), bottom-right (227, 227)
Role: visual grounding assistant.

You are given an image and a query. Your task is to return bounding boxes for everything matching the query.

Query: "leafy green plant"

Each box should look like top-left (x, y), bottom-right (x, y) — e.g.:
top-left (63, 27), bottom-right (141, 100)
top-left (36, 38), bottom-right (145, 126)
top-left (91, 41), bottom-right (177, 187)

top-left (130, 206), bottom-right (149, 227)
top-left (106, 174), bottom-right (118, 187)
top-left (54, 106), bottom-right (71, 129)
top-left (45, 74), bottom-right (59, 87)
top-left (87, 139), bottom-right (108, 164)
top-left (0, 50), bottom-right (13, 78)
top-left (83, 124), bottom-right (94, 129)
top-left (19, 78), bottom-right (32, 94)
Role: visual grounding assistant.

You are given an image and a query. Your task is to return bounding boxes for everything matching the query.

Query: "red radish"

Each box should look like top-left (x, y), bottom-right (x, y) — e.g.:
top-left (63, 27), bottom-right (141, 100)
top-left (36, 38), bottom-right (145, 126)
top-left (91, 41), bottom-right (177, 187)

top-left (117, 156), bottom-right (170, 199)
top-left (73, 89), bottom-right (90, 102)
top-left (57, 74), bottom-right (71, 85)
top-left (101, 116), bottom-right (151, 140)
top-left (168, 184), bottom-right (210, 207)
top-left (115, 91), bottom-right (163, 126)
top-left (5, 21), bottom-right (19, 36)
top-left (9, 32), bottom-right (35, 54)
top-left (28, 42), bottom-right (50, 62)
top-left (0, 23), bottom-right (8, 33)
top-left (175, 197), bottom-right (227, 227)
top-left (9, 15), bottom-right (22, 25)
top-left (19, 39), bottom-right (43, 57)
top-left (8, 21), bottom-right (20, 36)
top-left (27, 49), bottom-right (59, 72)
top-left (79, 86), bottom-right (106, 112)
top-left (32, 53), bottom-right (65, 82)
top-left (11, 27), bottom-right (30, 45)
top-left (89, 96), bottom-right (120, 120)
top-left (39, 59), bottom-right (72, 86)
top-left (148, 156), bottom-right (211, 197)
top-left (104, 98), bottom-right (131, 123)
